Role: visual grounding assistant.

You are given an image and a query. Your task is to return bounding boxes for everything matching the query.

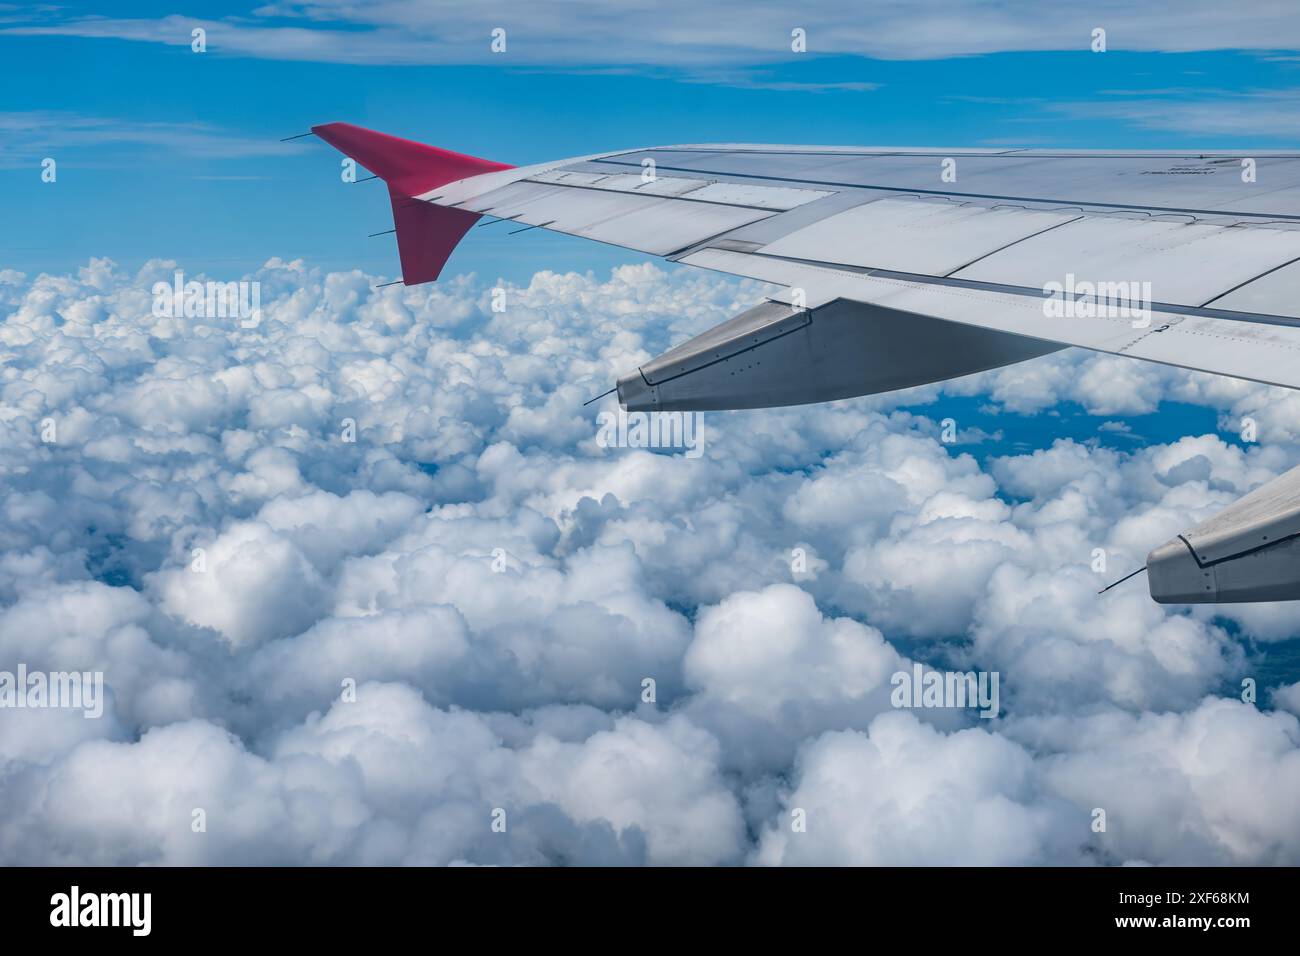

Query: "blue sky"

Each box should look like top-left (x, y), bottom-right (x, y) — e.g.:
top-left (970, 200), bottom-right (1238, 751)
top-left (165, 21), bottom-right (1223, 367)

top-left (4, 1), bottom-right (1300, 283)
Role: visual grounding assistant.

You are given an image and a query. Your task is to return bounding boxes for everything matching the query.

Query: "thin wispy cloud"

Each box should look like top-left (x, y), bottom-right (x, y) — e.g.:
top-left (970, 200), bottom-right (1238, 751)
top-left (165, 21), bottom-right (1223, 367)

top-left (4, 1), bottom-right (1300, 68)
top-left (0, 112), bottom-right (309, 167)
top-left (1050, 88), bottom-right (1300, 136)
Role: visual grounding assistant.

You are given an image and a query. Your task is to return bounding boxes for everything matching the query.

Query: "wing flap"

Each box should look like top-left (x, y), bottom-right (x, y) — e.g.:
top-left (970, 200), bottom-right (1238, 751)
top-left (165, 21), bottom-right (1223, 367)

top-left (1209, 257), bottom-right (1300, 314)
top-left (756, 198), bottom-right (1080, 275)
top-left (953, 216), bottom-right (1300, 311)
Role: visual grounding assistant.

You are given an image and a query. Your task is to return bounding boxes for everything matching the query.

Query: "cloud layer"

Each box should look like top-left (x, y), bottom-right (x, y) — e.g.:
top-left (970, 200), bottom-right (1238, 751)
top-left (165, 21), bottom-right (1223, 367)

top-left (2, 255), bottom-right (1299, 865)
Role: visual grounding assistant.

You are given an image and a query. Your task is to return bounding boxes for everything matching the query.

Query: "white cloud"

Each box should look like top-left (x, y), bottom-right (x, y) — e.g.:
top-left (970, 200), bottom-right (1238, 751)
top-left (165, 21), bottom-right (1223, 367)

top-left (754, 712), bottom-right (1078, 866)
top-left (1019, 698), bottom-right (1300, 864)
top-left (2, 257), bottom-right (1300, 866)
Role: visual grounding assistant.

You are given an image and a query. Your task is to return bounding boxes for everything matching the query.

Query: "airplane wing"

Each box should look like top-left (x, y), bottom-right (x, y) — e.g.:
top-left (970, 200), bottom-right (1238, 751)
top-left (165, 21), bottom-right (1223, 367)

top-left (311, 123), bottom-right (1300, 604)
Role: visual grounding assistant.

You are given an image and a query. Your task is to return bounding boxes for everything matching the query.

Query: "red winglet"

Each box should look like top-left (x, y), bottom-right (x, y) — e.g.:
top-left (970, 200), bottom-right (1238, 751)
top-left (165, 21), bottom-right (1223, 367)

top-left (312, 121), bottom-right (514, 285)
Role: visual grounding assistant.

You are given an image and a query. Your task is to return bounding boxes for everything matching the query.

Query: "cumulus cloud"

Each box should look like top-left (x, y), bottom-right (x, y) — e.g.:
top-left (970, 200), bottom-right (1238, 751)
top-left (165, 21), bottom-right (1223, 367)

top-left (1, 256), bottom-right (1299, 866)
top-left (1014, 698), bottom-right (1300, 865)
top-left (754, 712), bottom-right (1079, 866)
